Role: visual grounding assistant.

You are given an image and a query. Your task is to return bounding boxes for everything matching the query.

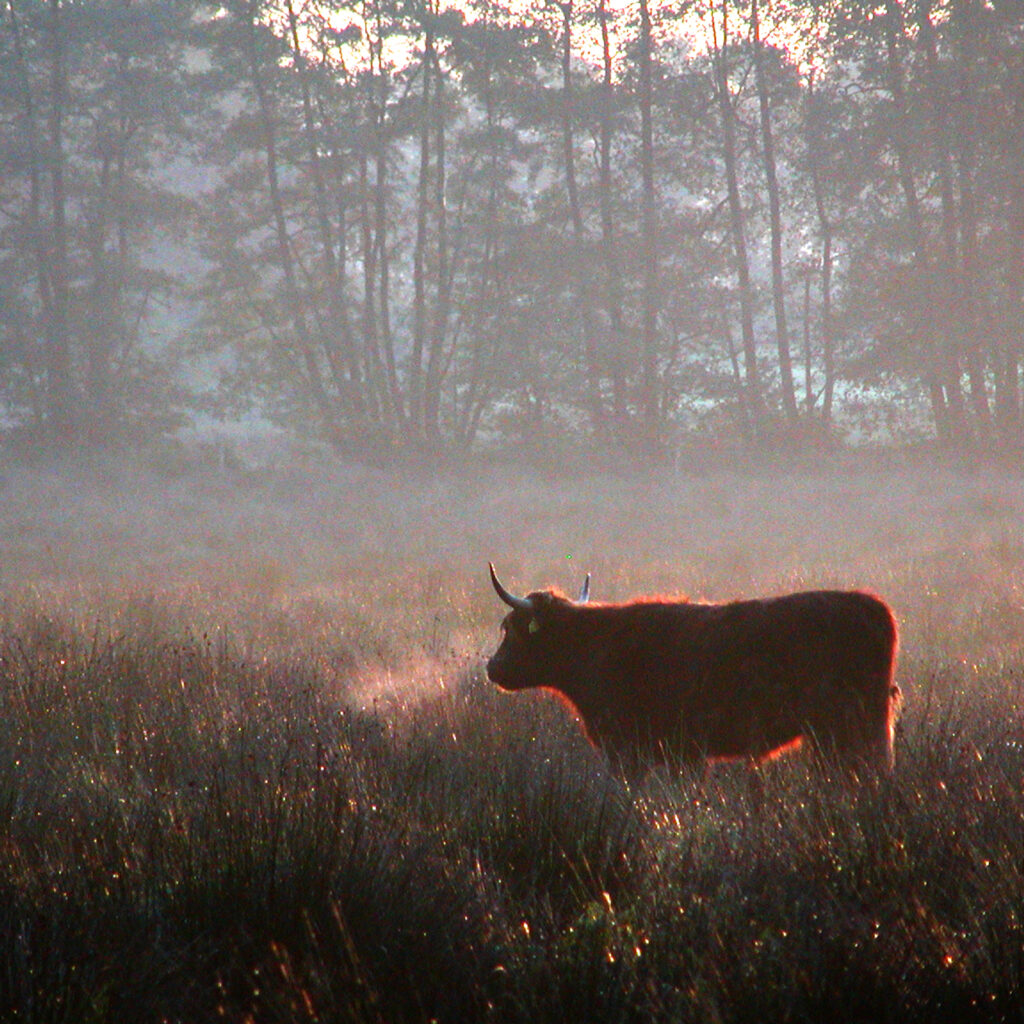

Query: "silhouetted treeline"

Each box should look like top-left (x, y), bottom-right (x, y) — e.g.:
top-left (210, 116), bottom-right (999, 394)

top-left (1, 0), bottom-right (1022, 459)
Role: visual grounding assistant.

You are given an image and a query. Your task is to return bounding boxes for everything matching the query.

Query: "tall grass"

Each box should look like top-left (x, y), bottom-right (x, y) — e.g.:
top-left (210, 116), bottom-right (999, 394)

top-left (1, 459), bottom-right (1023, 1021)
top-left (0, 587), bottom-right (1021, 1023)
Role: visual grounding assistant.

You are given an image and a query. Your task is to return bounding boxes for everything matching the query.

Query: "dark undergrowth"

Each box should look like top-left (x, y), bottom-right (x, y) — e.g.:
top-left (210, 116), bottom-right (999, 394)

top-left (0, 603), bottom-right (1021, 1023)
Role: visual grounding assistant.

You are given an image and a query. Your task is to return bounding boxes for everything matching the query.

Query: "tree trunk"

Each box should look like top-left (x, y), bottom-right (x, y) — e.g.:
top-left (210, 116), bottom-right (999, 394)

top-left (84, 147), bottom-right (115, 437)
top-left (722, 316), bottom-right (752, 442)
top-left (638, 0), bottom-right (659, 444)
top-left (883, 0), bottom-right (959, 444)
top-left (365, 0), bottom-right (403, 432)
top-left (456, 62), bottom-right (501, 448)
top-left (409, 16), bottom-right (434, 441)
top-left (374, 140), bottom-right (402, 427)
top-left (802, 273), bottom-right (813, 414)
top-left (1001, 49), bottom-right (1024, 439)
top-left (424, 44), bottom-right (451, 445)
top-left (285, 0), bottom-right (365, 426)
top-left (7, 0), bottom-right (56, 424)
top-left (711, 0), bottom-right (764, 432)
top-left (359, 152), bottom-right (385, 419)
top-left (751, 0), bottom-right (797, 423)
top-left (597, 0), bottom-right (628, 430)
top-left (47, 0), bottom-right (74, 442)
top-left (804, 72), bottom-right (835, 427)
top-left (558, 0), bottom-right (607, 440)
top-left (950, 0), bottom-right (992, 435)
top-left (819, 231), bottom-right (835, 426)
top-left (917, 0), bottom-right (990, 438)
top-left (244, 0), bottom-right (341, 444)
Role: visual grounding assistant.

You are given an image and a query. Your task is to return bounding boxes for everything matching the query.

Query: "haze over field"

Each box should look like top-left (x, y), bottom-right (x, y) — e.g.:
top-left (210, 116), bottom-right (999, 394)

top-left (4, 453), bottom-right (1024, 677)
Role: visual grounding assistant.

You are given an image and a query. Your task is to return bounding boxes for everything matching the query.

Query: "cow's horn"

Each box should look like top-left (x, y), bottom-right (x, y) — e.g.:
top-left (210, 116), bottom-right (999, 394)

top-left (578, 573), bottom-right (591, 604)
top-left (489, 563), bottom-right (534, 611)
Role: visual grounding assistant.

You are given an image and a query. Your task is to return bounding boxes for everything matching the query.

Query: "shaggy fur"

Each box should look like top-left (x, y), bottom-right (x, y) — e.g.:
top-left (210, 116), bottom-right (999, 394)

top-left (487, 582), bottom-right (900, 777)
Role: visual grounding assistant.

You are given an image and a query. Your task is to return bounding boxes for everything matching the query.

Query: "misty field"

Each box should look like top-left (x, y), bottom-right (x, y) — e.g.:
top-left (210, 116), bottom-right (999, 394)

top-left (1, 453), bottom-right (1023, 1022)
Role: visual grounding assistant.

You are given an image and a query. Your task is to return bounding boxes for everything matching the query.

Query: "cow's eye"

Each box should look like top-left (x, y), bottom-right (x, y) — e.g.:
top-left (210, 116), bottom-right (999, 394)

top-left (528, 618), bottom-right (541, 634)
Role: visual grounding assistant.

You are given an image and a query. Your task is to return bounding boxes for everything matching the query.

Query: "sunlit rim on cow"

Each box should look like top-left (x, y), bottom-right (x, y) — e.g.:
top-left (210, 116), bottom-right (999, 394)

top-left (486, 566), bottom-right (901, 781)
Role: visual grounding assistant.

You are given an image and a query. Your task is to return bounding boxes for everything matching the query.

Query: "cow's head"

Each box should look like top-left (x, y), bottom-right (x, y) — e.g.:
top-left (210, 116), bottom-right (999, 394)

top-left (485, 563), bottom-right (589, 690)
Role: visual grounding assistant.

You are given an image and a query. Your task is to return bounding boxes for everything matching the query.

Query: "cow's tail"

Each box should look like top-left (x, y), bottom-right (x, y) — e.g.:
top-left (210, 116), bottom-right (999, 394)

top-left (865, 595), bottom-right (900, 773)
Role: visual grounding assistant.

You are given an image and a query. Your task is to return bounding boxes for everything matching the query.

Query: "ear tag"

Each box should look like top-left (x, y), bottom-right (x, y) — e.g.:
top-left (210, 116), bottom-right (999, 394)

top-left (528, 618), bottom-right (541, 634)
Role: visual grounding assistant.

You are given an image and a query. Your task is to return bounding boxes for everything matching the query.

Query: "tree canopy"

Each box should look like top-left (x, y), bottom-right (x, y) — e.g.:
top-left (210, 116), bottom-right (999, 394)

top-left (1, 0), bottom-right (1022, 461)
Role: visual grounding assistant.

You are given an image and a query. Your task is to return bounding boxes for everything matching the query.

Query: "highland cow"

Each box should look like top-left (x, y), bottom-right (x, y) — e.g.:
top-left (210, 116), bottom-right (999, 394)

top-left (486, 564), bottom-right (900, 777)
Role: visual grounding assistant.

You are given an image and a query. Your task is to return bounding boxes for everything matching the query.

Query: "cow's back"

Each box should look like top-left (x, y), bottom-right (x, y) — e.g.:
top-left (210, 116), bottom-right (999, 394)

top-left (588, 590), bottom-right (898, 764)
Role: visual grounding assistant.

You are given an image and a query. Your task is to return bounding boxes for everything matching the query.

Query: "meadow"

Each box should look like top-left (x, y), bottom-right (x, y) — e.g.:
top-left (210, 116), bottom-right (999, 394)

top-left (0, 451), bottom-right (1022, 1022)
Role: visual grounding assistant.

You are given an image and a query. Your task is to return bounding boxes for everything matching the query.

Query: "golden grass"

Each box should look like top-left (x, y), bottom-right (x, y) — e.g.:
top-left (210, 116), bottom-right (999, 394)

top-left (0, 457), bottom-right (1021, 1020)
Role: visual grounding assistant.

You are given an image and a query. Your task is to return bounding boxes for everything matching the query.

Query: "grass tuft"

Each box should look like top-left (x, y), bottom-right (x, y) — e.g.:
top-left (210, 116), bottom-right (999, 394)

top-left (0, 589), bottom-right (1021, 1022)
